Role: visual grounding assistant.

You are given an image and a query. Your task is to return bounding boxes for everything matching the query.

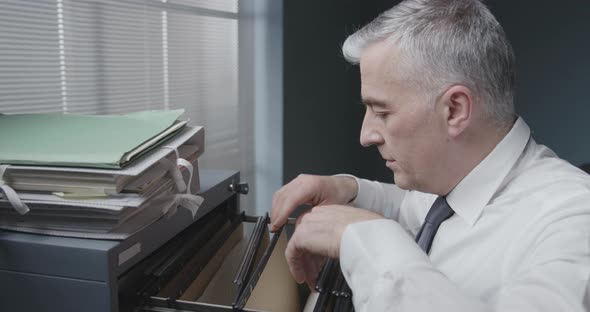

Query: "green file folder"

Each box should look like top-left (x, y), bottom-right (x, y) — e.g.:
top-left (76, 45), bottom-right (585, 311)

top-left (0, 110), bottom-right (186, 169)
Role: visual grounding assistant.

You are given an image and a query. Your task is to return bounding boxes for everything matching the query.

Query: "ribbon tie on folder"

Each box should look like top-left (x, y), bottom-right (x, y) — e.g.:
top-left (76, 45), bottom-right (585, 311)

top-left (161, 146), bottom-right (204, 218)
top-left (0, 165), bottom-right (30, 215)
top-left (158, 147), bottom-right (187, 193)
top-left (174, 194), bottom-right (204, 218)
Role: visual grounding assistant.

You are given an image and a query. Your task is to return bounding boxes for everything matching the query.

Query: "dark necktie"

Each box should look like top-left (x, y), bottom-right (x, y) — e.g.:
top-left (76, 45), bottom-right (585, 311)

top-left (415, 196), bottom-right (454, 254)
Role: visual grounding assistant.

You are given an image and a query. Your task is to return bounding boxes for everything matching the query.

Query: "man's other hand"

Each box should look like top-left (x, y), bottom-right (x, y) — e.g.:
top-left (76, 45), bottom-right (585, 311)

top-left (270, 174), bottom-right (358, 232)
top-left (285, 205), bottom-right (384, 288)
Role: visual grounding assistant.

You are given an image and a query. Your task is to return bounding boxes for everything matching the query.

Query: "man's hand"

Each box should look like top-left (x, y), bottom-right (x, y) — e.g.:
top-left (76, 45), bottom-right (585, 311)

top-left (270, 174), bottom-right (358, 231)
top-left (285, 205), bottom-right (384, 288)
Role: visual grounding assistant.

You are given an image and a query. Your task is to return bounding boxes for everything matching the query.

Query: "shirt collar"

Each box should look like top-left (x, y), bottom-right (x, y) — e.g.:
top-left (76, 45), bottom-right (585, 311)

top-left (445, 117), bottom-right (531, 226)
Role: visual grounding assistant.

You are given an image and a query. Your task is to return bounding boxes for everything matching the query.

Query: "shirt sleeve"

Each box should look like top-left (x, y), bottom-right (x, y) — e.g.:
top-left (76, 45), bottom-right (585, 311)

top-left (336, 174), bottom-right (406, 220)
top-left (339, 219), bottom-right (590, 312)
top-left (492, 214), bottom-right (590, 312)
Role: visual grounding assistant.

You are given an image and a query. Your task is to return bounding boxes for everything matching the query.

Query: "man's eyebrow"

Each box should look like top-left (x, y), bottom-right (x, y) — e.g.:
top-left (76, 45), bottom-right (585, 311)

top-left (361, 97), bottom-right (389, 108)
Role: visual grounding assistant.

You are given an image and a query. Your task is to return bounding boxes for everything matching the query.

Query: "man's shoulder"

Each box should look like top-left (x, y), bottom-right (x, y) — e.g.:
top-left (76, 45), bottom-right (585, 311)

top-left (511, 143), bottom-right (590, 191)
top-left (499, 142), bottom-right (590, 213)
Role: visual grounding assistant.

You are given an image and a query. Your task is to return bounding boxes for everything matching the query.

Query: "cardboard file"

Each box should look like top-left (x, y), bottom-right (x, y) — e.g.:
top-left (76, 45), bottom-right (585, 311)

top-left (243, 230), bottom-right (301, 312)
top-left (151, 217), bottom-right (302, 311)
top-left (0, 110), bottom-right (186, 169)
top-left (196, 221), bottom-right (270, 306)
top-left (234, 215), bottom-right (269, 288)
top-left (158, 219), bottom-right (234, 298)
top-left (180, 223), bottom-right (247, 302)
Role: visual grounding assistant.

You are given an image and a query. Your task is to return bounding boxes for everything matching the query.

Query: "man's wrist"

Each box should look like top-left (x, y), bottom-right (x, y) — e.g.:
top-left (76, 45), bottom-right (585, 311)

top-left (333, 174), bottom-right (360, 204)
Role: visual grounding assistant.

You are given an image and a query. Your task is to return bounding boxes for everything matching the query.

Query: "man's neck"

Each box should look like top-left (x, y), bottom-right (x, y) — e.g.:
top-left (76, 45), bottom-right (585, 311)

top-left (438, 120), bottom-right (513, 196)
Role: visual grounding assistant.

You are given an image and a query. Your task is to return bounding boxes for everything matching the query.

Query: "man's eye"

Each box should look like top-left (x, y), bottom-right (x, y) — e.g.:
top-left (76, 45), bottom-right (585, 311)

top-left (374, 111), bottom-right (389, 119)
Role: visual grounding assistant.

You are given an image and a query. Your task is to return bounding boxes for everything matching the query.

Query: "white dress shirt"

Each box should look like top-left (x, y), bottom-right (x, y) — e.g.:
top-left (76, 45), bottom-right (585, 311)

top-left (341, 117), bottom-right (590, 311)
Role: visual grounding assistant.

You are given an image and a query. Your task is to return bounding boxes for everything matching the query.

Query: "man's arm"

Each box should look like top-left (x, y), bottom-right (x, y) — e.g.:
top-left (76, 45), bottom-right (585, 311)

top-left (271, 174), bottom-right (406, 231)
top-left (340, 175), bottom-right (407, 219)
top-left (270, 174), bottom-right (358, 231)
top-left (341, 219), bottom-right (590, 312)
top-left (271, 174), bottom-right (407, 288)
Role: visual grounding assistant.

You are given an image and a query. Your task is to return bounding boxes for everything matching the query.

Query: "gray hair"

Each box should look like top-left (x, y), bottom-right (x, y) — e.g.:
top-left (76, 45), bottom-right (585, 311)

top-left (342, 0), bottom-right (516, 127)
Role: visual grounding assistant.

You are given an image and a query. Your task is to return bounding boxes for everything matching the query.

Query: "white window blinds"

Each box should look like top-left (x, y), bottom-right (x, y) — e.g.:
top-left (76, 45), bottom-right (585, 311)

top-left (0, 0), bottom-right (251, 206)
top-left (0, 0), bottom-right (63, 112)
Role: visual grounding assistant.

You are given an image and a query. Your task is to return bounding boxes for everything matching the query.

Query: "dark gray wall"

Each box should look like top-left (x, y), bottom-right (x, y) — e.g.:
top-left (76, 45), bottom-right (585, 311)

top-left (284, 0), bottom-right (590, 184)
top-left (489, 1), bottom-right (590, 166)
top-left (283, 0), bottom-right (394, 184)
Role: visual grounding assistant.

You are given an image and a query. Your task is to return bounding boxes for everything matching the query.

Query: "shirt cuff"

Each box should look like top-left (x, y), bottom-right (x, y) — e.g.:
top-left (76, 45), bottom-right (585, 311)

top-left (339, 219), bottom-right (430, 307)
top-left (333, 173), bottom-right (361, 205)
top-left (333, 174), bottom-right (376, 208)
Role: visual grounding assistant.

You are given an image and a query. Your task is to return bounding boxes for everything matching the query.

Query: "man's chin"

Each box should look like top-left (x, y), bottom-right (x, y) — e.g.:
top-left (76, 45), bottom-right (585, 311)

top-left (387, 167), bottom-right (413, 189)
top-left (392, 174), bottom-right (413, 190)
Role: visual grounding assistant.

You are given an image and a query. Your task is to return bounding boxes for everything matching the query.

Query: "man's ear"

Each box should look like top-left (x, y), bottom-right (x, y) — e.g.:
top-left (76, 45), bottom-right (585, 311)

top-left (440, 85), bottom-right (473, 138)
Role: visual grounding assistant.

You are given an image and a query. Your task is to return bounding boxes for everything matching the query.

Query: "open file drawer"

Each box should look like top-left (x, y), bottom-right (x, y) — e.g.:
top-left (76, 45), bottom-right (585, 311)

top-left (128, 211), bottom-right (303, 312)
top-left (135, 213), bottom-right (352, 312)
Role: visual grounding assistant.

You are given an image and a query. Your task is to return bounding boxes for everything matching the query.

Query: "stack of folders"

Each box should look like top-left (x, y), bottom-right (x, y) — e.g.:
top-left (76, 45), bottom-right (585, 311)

top-left (0, 110), bottom-right (205, 239)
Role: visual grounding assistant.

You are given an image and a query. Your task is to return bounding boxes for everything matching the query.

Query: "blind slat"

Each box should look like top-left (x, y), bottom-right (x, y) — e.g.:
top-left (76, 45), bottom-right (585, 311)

top-left (0, 0), bottom-right (246, 201)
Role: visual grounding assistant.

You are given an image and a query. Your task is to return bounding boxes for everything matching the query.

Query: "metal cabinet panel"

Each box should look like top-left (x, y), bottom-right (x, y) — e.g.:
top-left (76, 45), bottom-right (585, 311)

top-left (0, 269), bottom-right (112, 312)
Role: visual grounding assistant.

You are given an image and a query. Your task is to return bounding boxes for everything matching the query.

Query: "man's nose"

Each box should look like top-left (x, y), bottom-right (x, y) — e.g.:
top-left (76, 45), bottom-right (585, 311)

top-left (360, 110), bottom-right (384, 147)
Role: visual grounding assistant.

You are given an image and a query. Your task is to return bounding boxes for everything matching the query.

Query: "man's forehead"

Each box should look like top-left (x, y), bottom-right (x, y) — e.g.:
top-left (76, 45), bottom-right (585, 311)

top-left (360, 41), bottom-right (422, 99)
top-left (359, 40), bottom-right (408, 85)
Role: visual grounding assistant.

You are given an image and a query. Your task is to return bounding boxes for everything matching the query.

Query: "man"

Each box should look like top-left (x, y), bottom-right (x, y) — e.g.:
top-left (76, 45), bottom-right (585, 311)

top-left (271, 0), bottom-right (590, 311)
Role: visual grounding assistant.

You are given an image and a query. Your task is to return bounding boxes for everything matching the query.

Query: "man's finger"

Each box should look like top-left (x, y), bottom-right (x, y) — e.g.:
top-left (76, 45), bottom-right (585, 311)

top-left (270, 188), bottom-right (290, 228)
top-left (270, 181), bottom-right (313, 231)
top-left (285, 232), bottom-right (306, 284)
